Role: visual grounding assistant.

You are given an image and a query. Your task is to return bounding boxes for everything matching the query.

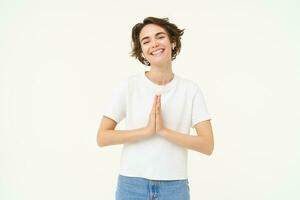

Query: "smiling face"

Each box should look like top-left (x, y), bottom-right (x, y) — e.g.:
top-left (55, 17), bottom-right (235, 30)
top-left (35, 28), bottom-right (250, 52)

top-left (139, 24), bottom-right (174, 66)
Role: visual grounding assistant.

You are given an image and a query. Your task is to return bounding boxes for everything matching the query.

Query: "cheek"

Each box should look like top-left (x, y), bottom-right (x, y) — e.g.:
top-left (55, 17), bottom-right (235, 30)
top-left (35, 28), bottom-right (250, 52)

top-left (141, 46), bottom-right (149, 55)
top-left (162, 38), bottom-right (171, 45)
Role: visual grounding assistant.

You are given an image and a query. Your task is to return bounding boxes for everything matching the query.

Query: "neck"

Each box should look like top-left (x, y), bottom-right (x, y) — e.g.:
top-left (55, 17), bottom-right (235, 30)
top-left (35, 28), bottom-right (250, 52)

top-left (146, 62), bottom-right (174, 85)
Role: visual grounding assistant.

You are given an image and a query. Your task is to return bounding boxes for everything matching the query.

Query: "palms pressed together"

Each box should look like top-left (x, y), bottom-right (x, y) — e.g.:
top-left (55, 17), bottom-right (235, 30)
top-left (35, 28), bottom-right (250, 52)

top-left (145, 95), bottom-right (165, 136)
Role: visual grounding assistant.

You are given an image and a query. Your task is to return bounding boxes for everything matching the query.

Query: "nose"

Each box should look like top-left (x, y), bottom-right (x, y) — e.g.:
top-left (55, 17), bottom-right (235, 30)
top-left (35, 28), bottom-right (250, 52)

top-left (151, 39), bottom-right (159, 48)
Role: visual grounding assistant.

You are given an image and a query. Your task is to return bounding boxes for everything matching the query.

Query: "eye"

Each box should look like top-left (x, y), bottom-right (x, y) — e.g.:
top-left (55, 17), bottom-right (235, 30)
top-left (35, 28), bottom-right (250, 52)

top-left (158, 36), bottom-right (165, 39)
top-left (143, 41), bottom-right (149, 45)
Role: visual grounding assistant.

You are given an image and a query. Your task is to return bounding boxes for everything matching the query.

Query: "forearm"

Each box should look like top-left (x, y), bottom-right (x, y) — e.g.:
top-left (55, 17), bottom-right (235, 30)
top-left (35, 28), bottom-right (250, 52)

top-left (97, 128), bottom-right (148, 147)
top-left (160, 128), bottom-right (214, 155)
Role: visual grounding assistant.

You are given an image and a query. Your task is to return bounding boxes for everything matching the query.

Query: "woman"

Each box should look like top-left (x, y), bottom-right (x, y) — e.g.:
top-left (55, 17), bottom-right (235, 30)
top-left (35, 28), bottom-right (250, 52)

top-left (97, 16), bottom-right (214, 200)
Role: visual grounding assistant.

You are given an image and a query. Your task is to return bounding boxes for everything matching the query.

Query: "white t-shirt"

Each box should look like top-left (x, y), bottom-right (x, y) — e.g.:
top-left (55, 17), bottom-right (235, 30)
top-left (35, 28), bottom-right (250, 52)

top-left (103, 71), bottom-right (211, 180)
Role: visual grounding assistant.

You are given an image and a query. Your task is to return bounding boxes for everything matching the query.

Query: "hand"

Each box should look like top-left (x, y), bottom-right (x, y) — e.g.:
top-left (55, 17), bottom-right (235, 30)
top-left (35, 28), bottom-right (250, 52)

top-left (143, 95), bottom-right (157, 137)
top-left (155, 95), bottom-right (165, 135)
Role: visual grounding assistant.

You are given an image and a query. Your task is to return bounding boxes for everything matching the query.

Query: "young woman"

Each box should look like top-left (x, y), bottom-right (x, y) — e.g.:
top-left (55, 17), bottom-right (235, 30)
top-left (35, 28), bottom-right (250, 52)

top-left (97, 16), bottom-right (214, 200)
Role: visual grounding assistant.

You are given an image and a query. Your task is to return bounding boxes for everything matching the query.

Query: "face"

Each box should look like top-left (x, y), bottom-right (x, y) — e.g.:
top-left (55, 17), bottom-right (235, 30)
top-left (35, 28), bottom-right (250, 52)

top-left (139, 24), bottom-right (174, 66)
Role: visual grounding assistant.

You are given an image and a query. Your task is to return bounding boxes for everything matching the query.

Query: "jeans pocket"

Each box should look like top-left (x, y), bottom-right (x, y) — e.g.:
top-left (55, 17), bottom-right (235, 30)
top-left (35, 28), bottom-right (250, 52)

top-left (186, 180), bottom-right (190, 192)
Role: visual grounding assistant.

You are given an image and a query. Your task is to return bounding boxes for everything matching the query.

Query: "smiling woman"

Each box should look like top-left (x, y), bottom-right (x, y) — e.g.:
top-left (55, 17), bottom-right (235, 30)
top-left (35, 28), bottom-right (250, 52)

top-left (131, 17), bottom-right (184, 66)
top-left (97, 16), bottom-right (214, 200)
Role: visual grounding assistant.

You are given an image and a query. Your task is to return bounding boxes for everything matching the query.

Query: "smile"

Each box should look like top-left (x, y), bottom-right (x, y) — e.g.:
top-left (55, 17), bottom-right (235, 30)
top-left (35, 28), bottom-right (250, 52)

top-left (151, 49), bottom-right (165, 56)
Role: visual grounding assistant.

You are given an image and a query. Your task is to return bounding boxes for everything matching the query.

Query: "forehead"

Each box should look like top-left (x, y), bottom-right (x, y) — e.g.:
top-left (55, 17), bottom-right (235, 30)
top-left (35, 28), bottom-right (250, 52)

top-left (139, 24), bottom-right (167, 40)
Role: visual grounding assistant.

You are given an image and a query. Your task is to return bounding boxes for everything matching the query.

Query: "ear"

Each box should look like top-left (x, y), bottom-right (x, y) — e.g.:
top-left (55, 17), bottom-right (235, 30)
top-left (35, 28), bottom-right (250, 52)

top-left (172, 43), bottom-right (176, 50)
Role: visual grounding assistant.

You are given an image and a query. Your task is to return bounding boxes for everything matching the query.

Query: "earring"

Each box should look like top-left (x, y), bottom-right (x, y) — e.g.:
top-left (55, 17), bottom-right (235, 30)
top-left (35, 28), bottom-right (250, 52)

top-left (141, 54), bottom-right (150, 65)
top-left (172, 44), bottom-right (175, 50)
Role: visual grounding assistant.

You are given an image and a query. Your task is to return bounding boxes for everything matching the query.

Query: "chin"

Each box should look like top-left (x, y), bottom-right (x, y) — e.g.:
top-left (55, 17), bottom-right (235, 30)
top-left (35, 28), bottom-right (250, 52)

top-left (149, 56), bottom-right (171, 66)
top-left (150, 60), bottom-right (167, 66)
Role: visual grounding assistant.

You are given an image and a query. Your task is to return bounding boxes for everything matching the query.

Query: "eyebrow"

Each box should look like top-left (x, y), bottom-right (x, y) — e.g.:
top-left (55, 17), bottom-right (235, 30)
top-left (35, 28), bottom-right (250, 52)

top-left (140, 32), bottom-right (167, 43)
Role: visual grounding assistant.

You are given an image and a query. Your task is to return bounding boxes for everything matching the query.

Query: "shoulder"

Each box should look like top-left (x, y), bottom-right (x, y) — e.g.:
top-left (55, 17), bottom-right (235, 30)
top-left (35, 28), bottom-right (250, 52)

top-left (116, 73), bottom-right (143, 91)
top-left (118, 73), bottom-right (140, 85)
top-left (175, 74), bottom-right (201, 93)
top-left (127, 73), bottom-right (141, 82)
top-left (124, 72), bottom-right (147, 87)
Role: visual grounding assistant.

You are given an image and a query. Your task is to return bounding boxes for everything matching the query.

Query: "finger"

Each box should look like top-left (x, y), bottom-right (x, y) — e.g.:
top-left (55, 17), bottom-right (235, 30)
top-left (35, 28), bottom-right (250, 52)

top-left (156, 95), bottom-right (161, 113)
top-left (158, 95), bottom-right (161, 108)
top-left (158, 95), bottom-right (161, 107)
top-left (151, 95), bottom-right (157, 114)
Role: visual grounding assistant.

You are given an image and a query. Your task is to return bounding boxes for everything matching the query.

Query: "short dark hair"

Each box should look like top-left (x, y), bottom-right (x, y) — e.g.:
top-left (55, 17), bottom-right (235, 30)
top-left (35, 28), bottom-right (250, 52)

top-left (130, 17), bottom-right (185, 66)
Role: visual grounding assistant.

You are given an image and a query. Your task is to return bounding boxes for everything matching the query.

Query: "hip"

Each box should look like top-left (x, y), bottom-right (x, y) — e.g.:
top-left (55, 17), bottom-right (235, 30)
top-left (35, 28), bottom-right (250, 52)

top-left (115, 174), bottom-right (190, 200)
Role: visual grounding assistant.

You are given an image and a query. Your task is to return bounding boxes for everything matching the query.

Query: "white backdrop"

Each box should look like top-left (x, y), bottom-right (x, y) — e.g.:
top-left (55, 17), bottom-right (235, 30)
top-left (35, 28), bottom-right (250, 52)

top-left (1, 0), bottom-right (300, 199)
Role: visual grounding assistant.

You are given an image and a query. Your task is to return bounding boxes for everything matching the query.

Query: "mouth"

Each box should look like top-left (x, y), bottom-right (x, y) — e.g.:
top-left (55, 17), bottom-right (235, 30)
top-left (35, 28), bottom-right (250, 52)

top-left (150, 48), bottom-right (165, 57)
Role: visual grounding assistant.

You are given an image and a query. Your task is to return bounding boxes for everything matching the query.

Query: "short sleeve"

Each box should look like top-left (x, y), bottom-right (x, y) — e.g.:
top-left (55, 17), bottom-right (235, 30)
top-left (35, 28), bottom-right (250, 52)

top-left (191, 85), bottom-right (211, 128)
top-left (102, 79), bottom-right (127, 123)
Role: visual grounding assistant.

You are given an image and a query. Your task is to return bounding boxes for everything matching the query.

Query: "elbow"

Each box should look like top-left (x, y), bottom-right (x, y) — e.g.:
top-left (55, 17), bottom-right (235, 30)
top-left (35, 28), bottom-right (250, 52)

top-left (97, 140), bottom-right (104, 147)
top-left (206, 143), bottom-right (214, 156)
top-left (199, 142), bottom-right (214, 156)
top-left (196, 146), bottom-right (214, 155)
top-left (97, 132), bottom-right (106, 147)
top-left (206, 147), bottom-right (214, 156)
top-left (97, 139), bottom-right (106, 147)
top-left (97, 138), bottom-right (104, 147)
top-left (201, 147), bottom-right (213, 156)
top-left (205, 137), bottom-right (214, 155)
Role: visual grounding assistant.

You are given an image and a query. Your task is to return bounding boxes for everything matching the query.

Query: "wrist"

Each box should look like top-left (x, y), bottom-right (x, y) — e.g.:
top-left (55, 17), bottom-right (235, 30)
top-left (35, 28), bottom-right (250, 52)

top-left (158, 128), bottom-right (168, 137)
top-left (141, 127), bottom-right (149, 136)
top-left (141, 127), bottom-right (153, 138)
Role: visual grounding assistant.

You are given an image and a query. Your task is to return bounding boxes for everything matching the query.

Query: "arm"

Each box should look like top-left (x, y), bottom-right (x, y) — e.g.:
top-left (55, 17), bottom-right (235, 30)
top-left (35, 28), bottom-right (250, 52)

top-left (160, 120), bottom-right (214, 155)
top-left (98, 95), bottom-right (158, 147)
top-left (96, 116), bottom-right (148, 147)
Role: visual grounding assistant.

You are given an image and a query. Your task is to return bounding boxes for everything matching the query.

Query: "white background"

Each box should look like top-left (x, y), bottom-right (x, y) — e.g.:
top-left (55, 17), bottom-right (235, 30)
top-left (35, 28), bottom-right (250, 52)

top-left (1, 0), bottom-right (300, 199)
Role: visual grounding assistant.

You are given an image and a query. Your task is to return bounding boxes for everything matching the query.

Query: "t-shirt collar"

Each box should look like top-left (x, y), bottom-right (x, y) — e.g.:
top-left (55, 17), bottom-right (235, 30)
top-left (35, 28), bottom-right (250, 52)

top-left (142, 71), bottom-right (178, 95)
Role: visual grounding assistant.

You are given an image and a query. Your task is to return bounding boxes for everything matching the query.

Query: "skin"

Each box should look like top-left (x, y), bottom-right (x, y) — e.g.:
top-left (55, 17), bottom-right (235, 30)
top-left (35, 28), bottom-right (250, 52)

top-left (97, 24), bottom-right (214, 155)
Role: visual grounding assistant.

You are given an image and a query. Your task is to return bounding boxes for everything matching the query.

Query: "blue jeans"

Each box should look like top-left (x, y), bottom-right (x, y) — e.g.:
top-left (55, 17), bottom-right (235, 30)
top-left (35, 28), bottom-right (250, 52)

top-left (115, 174), bottom-right (190, 200)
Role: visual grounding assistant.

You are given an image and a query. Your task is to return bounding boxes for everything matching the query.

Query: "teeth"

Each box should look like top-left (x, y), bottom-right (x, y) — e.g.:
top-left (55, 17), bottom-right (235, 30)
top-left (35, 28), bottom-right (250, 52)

top-left (151, 49), bottom-right (164, 55)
